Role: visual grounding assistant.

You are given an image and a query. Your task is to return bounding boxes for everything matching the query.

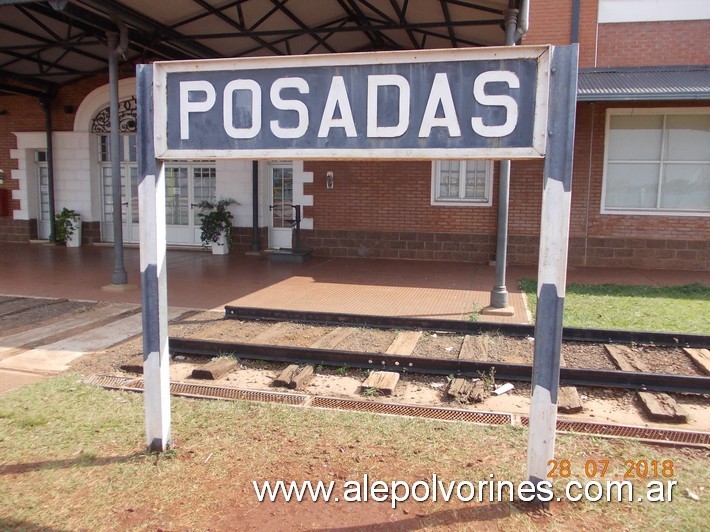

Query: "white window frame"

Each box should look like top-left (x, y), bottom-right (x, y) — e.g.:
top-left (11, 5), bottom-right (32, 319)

top-left (601, 107), bottom-right (710, 217)
top-left (598, 0), bottom-right (710, 23)
top-left (430, 160), bottom-right (493, 207)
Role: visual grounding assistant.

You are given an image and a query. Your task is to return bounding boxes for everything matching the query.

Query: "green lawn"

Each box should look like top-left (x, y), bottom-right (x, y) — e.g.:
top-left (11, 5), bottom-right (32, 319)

top-left (1, 375), bottom-right (708, 530)
top-left (519, 281), bottom-right (710, 334)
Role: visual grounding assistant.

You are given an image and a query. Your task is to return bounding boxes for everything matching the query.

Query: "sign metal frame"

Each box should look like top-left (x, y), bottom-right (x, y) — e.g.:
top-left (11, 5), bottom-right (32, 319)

top-left (152, 45), bottom-right (552, 161)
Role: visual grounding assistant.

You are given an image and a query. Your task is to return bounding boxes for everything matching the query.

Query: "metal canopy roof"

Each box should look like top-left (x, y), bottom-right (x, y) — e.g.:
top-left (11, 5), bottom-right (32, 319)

top-left (0, 0), bottom-right (517, 97)
top-left (578, 66), bottom-right (710, 101)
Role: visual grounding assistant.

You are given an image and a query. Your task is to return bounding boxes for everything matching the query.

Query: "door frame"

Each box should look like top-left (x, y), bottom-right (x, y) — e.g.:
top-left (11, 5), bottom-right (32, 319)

top-left (267, 160), bottom-right (294, 249)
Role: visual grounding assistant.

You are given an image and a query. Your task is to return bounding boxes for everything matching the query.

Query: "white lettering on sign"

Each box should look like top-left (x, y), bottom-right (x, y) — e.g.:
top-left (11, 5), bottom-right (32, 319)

top-left (178, 70), bottom-right (521, 141)
top-left (367, 74), bottom-right (410, 138)
top-left (180, 80), bottom-right (215, 140)
top-left (471, 71), bottom-right (519, 137)
top-left (419, 73), bottom-right (461, 138)
top-left (318, 76), bottom-right (357, 138)
top-left (270, 77), bottom-right (310, 139)
top-left (223, 79), bottom-right (261, 139)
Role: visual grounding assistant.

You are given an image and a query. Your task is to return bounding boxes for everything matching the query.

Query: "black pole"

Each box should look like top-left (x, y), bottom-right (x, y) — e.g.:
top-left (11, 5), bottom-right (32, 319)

top-left (108, 31), bottom-right (127, 284)
top-left (250, 160), bottom-right (259, 251)
top-left (293, 205), bottom-right (301, 253)
top-left (40, 96), bottom-right (57, 243)
top-left (489, 7), bottom-right (518, 309)
top-left (571, 0), bottom-right (581, 43)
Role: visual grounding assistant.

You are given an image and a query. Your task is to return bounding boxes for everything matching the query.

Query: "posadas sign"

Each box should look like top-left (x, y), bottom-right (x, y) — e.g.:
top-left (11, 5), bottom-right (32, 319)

top-left (153, 45), bottom-right (551, 160)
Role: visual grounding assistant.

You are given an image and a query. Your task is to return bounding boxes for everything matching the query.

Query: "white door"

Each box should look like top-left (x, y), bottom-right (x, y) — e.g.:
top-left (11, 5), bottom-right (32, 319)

top-left (100, 135), bottom-right (139, 243)
top-left (100, 133), bottom-right (216, 246)
top-left (268, 162), bottom-right (293, 249)
top-left (164, 163), bottom-right (216, 245)
top-left (36, 151), bottom-right (51, 240)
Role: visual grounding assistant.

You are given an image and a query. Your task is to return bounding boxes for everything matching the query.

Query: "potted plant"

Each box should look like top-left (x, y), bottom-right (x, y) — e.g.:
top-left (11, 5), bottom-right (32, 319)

top-left (197, 198), bottom-right (236, 255)
top-left (55, 207), bottom-right (82, 247)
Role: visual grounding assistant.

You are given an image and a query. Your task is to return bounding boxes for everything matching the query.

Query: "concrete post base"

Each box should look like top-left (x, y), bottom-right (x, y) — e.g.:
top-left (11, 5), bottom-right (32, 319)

top-left (480, 305), bottom-right (515, 317)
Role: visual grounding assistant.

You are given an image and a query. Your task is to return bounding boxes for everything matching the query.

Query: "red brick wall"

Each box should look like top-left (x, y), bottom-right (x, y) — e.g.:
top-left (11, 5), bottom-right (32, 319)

top-left (0, 218), bottom-right (35, 243)
top-left (523, 2), bottom-right (710, 68)
top-left (596, 20), bottom-right (710, 67)
top-left (0, 74), bottom-right (119, 221)
top-left (575, 101), bottom-right (710, 239)
top-left (303, 161), bottom-right (498, 234)
top-left (522, 0), bottom-right (573, 46)
top-left (522, 0), bottom-right (599, 68)
top-left (298, 100), bottom-right (709, 270)
top-left (0, 94), bottom-right (45, 216)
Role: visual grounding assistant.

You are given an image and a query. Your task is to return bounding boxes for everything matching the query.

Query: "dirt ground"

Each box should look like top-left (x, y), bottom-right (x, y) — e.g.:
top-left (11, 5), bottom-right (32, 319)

top-left (2, 300), bottom-right (708, 531)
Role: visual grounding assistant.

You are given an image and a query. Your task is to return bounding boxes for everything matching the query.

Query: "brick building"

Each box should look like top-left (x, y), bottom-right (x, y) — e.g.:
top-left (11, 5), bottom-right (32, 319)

top-left (0, 0), bottom-right (708, 270)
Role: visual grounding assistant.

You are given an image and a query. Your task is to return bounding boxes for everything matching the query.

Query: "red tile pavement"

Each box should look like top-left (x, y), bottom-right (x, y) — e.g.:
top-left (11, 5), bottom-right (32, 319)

top-left (0, 368), bottom-right (50, 396)
top-left (1, 242), bottom-right (707, 323)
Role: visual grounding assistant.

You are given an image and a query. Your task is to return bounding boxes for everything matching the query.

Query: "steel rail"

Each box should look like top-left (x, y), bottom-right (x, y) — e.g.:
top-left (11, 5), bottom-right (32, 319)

top-left (169, 337), bottom-right (710, 395)
top-left (224, 306), bottom-right (710, 348)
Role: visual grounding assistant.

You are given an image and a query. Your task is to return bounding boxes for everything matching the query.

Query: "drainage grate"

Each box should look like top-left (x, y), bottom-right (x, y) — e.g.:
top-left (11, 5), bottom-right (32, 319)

top-left (519, 416), bottom-right (710, 447)
top-left (85, 375), bottom-right (708, 447)
top-left (84, 374), bottom-right (142, 390)
top-left (310, 396), bottom-right (513, 425)
top-left (168, 382), bottom-right (306, 405)
top-left (84, 375), bottom-right (307, 406)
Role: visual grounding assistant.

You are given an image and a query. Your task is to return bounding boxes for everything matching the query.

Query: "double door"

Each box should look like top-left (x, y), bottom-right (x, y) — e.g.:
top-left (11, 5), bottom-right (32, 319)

top-left (100, 135), bottom-right (216, 245)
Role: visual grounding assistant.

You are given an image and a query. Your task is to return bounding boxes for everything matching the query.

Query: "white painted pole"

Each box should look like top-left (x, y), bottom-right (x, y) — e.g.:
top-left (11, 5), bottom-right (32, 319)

top-left (526, 44), bottom-right (579, 496)
top-left (137, 64), bottom-right (171, 451)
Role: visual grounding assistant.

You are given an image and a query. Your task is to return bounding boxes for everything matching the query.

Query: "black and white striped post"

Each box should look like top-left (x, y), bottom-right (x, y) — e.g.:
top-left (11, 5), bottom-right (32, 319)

top-left (526, 44), bottom-right (579, 495)
top-left (137, 64), bottom-right (171, 451)
top-left (136, 45), bottom-right (578, 464)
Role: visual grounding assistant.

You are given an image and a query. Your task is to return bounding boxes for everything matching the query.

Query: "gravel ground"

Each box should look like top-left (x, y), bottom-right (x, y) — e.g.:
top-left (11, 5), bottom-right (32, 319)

top-left (67, 315), bottom-right (710, 431)
top-left (412, 332), bottom-right (463, 359)
top-left (73, 316), bottom-right (705, 378)
top-left (0, 299), bottom-right (97, 334)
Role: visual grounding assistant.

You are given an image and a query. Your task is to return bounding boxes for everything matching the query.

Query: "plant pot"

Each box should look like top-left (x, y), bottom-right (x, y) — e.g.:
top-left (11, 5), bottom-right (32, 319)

top-left (66, 217), bottom-right (82, 247)
top-left (210, 230), bottom-right (229, 255)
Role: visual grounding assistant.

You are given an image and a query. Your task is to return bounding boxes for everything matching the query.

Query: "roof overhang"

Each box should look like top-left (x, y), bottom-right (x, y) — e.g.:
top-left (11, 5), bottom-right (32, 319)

top-left (0, 0), bottom-right (520, 96)
top-left (577, 66), bottom-right (710, 101)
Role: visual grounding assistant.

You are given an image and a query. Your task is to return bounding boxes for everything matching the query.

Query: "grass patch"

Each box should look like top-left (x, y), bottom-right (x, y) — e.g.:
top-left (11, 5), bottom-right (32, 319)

top-left (0, 375), bottom-right (708, 530)
top-left (520, 280), bottom-right (710, 334)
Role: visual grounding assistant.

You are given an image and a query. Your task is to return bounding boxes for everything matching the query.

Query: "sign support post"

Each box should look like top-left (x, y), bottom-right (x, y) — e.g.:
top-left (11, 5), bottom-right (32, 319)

top-left (526, 44), bottom-right (579, 495)
top-left (138, 45), bottom-right (580, 475)
top-left (137, 64), bottom-right (171, 451)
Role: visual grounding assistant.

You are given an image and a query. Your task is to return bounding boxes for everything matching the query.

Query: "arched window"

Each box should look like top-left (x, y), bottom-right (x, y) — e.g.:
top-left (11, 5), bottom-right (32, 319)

top-left (91, 96), bottom-right (217, 245)
top-left (90, 97), bottom-right (137, 134)
top-left (91, 97), bottom-right (139, 241)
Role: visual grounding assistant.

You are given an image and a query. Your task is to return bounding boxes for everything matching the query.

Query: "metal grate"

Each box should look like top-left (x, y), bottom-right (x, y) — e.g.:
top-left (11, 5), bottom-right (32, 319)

top-left (84, 375), bottom-right (709, 447)
top-left (310, 396), bottom-right (513, 425)
top-left (84, 374), bottom-right (142, 390)
top-left (168, 382), bottom-right (306, 405)
top-left (84, 374), bottom-right (306, 406)
top-left (519, 416), bottom-right (710, 447)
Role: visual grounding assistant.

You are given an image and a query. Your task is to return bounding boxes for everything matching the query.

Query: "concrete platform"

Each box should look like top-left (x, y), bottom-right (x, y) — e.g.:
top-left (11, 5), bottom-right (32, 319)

top-left (0, 305), bottom-right (187, 374)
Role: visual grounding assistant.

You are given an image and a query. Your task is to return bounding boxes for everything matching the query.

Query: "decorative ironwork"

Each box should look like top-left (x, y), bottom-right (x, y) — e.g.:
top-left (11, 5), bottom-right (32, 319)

top-left (90, 96), bottom-right (137, 133)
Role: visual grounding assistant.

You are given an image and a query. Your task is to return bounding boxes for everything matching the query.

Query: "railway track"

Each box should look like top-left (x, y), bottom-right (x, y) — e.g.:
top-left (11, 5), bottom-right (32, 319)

top-left (163, 307), bottom-right (710, 395)
top-left (95, 306), bottom-right (710, 447)
top-left (225, 306), bottom-right (710, 348)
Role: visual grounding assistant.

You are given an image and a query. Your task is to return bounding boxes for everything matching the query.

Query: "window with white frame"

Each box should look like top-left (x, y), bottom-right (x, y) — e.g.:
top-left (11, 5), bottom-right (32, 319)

top-left (431, 160), bottom-right (493, 206)
top-left (602, 109), bottom-right (710, 216)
